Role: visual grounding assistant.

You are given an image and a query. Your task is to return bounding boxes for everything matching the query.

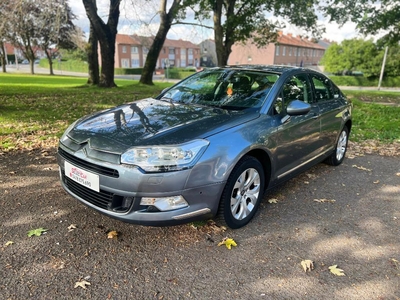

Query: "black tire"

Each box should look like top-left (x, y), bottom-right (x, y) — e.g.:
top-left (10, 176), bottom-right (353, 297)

top-left (217, 156), bottom-right (265, 229)
top-left (325, 126), bottom-right (349, 166)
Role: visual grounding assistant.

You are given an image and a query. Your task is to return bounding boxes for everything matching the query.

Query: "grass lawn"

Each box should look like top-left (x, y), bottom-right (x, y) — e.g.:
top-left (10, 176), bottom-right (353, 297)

top-left (0, 73), bottom-right (172, 152)
top-left (344, 91), bottom-right (400, 143)
top-left (1, 73), bottom-right (399, 152)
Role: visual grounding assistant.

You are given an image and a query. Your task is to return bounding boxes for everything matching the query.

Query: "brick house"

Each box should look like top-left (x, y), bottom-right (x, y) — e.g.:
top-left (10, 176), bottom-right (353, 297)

top-left (114, 34), bottom-right (201, 69)
top-left (229, 32), bottom-right (326, 67)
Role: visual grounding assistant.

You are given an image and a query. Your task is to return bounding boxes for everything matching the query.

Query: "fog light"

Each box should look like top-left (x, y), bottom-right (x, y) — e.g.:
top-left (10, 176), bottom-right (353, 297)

top-left (122, 196), bottom-right (134, 208)
top-left (140, 196), bottom-right (188, 211)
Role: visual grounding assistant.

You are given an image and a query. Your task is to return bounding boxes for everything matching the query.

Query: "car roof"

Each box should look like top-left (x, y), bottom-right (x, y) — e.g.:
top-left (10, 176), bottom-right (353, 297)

top-left (207, 65), bottom-right (327, 78)
top-left (227, 65), bottom-right (298, 72)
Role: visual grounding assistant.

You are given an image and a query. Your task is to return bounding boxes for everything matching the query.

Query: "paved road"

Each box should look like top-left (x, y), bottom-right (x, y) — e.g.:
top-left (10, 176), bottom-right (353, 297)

top-left (0, 148), bottom-right (399, 299)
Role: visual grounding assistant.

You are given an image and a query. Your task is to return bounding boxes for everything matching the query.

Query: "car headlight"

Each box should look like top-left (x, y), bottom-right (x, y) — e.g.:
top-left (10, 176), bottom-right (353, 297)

top-left (121, 139), bottom-right (209, 172)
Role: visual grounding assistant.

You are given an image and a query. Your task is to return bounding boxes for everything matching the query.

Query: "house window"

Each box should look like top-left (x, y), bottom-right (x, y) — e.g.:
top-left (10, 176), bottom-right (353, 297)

top-left (188, 49), bottom-right (193, 55)
top-left (131, 59), bottom-right (140, 67)
top-left (275, 45), bottom-right (280, 56)
top-left (297, 48), bottom-right (301, 57)
top-left (122, 46), bottom-right (127, 54)
top-left (121, 59), bottom-right (129, 68)
top-left (289, 47), bottom-right (292, 56)
top-left (143, 47), bottom-right (148, 54)
top-left (131, 46), bottom-right (138, 54)
top-left (283, 46), bottom-right (286, 56)
top-left (169, 48), bottom-right (175, 54)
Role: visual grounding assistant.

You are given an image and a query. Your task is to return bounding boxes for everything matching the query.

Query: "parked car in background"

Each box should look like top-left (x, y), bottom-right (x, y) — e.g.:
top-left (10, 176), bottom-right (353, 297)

top-left (57, 65), bottom-right (352, 229)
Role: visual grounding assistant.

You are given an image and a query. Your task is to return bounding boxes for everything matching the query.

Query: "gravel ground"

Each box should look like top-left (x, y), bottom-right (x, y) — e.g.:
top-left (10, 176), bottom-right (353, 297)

top-left (1, 148), bottom-right (399, 299)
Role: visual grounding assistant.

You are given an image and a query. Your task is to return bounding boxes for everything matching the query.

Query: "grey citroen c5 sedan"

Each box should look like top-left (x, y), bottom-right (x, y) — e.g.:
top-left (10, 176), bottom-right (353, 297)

top-left (57, 65), bottom-right (352, 229)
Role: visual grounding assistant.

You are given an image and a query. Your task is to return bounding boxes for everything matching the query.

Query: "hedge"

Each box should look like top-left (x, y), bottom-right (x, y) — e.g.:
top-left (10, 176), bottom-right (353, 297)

top-left (329, 75), bottom-right (400, 87)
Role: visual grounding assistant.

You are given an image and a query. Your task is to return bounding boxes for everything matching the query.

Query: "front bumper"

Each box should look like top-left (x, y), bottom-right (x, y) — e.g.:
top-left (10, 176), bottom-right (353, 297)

top-left (57, 147), bottom-right (225, 226)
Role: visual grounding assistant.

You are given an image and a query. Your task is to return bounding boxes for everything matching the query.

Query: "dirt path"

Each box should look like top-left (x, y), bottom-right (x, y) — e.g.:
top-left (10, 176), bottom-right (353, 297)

top-left (1, 148), bottom-right (399, 299)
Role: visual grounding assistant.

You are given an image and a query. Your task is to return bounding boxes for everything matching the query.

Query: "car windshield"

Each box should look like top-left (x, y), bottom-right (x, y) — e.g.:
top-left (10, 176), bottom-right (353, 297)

top-left (159, 69), bottom-right (279, 110)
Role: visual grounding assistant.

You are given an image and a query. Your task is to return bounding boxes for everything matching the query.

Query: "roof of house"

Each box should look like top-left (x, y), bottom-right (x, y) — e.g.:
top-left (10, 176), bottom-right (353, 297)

top-left (116, 34), bottom-right (141, 46)
top-left (277, 32), bottom-right (325, 50)
top-left (116, 34), bottom-right (199, 49)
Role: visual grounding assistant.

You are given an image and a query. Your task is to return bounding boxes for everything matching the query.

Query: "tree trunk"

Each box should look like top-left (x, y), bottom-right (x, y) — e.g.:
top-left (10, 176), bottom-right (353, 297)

top-left (213, 0), bottom-right (235, 66)
top-left (213, 0), bottom-right (225, 66)
top-left (139, 21), bottom-right (171, 85)
top-left (87, 19), bottom-right (99, 85)
top-left (0, 42), bottom-right (6, 73)
top-left (82, 0), bottom-right (120, 88)
top-left (139, 0), bottom-right (181, 85)
top-left (45, 48), bottom-right (54, 75)
top-left (99, 34), bottom-right (116, 87)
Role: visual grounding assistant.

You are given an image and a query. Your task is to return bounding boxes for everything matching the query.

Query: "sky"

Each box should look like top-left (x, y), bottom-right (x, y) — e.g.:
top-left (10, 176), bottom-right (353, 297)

top-left (69, 0), bottom-right (362, 44)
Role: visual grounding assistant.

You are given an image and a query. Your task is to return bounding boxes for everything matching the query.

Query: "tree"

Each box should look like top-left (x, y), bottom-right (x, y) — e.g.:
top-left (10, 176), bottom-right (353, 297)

top-left (195, 0), bottom-right (322, 66)
top-left (323, 0), bottom-right (400, 46)
top-left (0, 1), bottom-right (12, 72)
top-left (321, 38), bottom-right (390, 77)
top-left (35, 0), bottom-right (77, 75)
top-left (82, 0), bottom-right (121, 88)
top-left (139, 0), bottom-right (184, 85)
top-left (7, 0), bottom-right (40, 74)
top-left (4, 0), bottom-right (76, 75)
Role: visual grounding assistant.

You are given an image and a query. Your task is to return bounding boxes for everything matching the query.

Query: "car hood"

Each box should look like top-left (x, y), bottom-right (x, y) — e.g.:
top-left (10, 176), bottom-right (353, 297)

top-left (66, 98), bottom-right (259, 154)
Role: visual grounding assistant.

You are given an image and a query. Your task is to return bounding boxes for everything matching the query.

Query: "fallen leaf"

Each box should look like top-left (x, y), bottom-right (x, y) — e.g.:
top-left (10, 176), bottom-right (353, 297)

top-left (352, 165), bottom-right (372, 172)
top-left (314, 198), bottom-right (336, 203)
top-left (68, 224), bottom-right (77, 232)
top-left (74, 280), bottom-right (91, 289)
top-left (268, 198), bottom-right (278, 204)
top-left (301, 260), bottom-right (314, 272)
top-left (107, 230), bottom-right (118, 239)
top-left (373, 180), bottom-right (380, 184)
top-left (5, 241), bottom-right (14, 247)
top-left (218, 238), bottom-right (237, 249)
top-left (27, 228), bottom-right (47, 237)
top-left (329, 265), bottom-right (345, 276)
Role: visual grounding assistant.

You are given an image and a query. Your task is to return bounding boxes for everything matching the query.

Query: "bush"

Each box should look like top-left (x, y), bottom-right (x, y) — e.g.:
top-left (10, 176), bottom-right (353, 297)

top-left (329, 75), bottom-right (400, 87)
top-left (115, 68), bottom-right (143, 75)
top-left (165, 67), bottom-right (196, 79)
top-left (40, 59), bottom-right (88, 73)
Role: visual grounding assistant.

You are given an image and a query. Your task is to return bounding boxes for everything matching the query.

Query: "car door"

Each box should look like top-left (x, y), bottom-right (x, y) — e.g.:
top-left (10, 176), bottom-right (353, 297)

top-left (270, 73), bottom-right (321, 179)
top-left (309, 73), bottom-right (345, 152)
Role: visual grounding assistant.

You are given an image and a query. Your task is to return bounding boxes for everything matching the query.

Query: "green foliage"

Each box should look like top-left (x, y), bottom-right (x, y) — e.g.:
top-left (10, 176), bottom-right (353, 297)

top-left (27, 228), bottom-right (47, 237)
top-left (323, 0), bottom-right (400, 46)
top-left (39, 59), bottom-right (89, 73)
top-left (194, 0), bottom-right (322, 65)
top-left (58, 49), bottom-right (88, 62)
top-left (322, 39), bottom-right (400, 78)
top-left (115, 68), bottom-right (143, 75)
top-left (329, 75), bottom-right (400, 87)
top-left (165, 68), bottom-right (196, 79)
top-left (346, 95), bottom-right (400, 143)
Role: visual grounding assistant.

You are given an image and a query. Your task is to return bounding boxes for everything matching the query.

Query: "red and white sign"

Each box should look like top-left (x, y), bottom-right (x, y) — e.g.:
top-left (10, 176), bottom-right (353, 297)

top-left (64, 161), bottom-right (100, 192)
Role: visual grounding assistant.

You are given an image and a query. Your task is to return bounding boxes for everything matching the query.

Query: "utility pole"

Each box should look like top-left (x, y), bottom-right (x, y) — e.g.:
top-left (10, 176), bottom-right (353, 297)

top-left (378, 46), bottom-right (388, 90)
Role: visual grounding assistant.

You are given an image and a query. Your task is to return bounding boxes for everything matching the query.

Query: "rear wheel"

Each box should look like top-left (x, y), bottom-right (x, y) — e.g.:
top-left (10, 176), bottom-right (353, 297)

top-left (325, 126), bottom-right (349, 166)
top-left (218, 156), bottom-right (265, 229)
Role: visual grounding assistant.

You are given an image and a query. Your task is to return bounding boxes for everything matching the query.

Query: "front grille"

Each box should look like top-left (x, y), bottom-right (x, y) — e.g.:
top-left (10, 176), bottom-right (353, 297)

top-left (58, 147), bottom-right (119, 178)
top-left (63, 174), bottom-right (114, 210)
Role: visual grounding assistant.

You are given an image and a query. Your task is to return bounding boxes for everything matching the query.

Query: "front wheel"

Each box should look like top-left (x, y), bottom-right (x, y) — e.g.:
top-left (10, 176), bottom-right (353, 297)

top-left (218, 156), bottom-right (265, 229)
top-left (325, 126), bottom-right (349, 166)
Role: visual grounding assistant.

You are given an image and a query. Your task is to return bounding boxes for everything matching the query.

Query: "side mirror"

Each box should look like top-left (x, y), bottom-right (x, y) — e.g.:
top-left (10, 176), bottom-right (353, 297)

top-left (286, 100), bottom-right (311, 116)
